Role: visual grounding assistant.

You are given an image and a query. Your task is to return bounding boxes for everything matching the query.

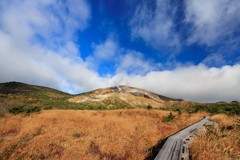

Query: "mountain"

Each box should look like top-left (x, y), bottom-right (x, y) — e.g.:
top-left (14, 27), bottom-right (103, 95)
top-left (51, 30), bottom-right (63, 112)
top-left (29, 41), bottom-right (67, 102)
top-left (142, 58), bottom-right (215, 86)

top-left (1, 82), bottom-right (239, 116)
top-left (69, 85), bottom-right (183, 109)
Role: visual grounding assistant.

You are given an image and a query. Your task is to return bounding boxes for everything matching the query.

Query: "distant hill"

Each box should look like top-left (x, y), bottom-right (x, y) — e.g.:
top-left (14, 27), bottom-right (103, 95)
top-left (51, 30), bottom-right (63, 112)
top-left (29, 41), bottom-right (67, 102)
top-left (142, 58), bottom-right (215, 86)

top-left (0, 82), bottom-right (72, 115)
top-left (0, 81), bottom-right (70, 96)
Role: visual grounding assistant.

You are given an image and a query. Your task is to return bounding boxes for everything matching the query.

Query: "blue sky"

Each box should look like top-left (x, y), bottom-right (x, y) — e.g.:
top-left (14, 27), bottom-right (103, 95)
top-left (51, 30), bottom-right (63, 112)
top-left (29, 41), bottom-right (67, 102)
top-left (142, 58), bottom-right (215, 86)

top-left (0, 0), bottom-right (240, 102)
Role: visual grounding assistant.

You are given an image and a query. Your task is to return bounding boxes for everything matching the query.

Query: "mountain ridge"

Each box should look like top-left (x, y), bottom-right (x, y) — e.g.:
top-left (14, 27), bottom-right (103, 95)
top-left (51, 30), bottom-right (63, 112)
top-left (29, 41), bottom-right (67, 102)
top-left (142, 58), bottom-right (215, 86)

top-left (1, 81), bottom-right (239, 116)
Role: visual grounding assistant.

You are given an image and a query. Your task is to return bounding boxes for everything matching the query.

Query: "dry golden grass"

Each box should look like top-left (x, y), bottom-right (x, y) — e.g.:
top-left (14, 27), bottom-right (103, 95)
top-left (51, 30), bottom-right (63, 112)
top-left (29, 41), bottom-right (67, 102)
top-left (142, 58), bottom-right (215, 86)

top-left (0, 109), bottom-right (205, 159)
top-left (190, 114), bottom-right (240, 160)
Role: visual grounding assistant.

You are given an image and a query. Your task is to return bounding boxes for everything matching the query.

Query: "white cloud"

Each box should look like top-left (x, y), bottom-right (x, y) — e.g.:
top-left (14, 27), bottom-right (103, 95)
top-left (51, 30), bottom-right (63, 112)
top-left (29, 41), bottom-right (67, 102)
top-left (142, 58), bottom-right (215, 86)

top-left (0, 0), bottom-right (99, 93)
top-left (130, 0), bottom-right (180, 50)
top-left (202, 53), bottom-right (226, 67)
top-left (0, 29), bottom-right (106, 93)
top-left (85, 38), bottom-right (159, 76)
top-left (93, 39), bottom-right (118, 60)
top-left (124, 64), bottom-right (240, 102)
top-left (185, 0), bottom-right (240, 46)
top-left (0, 0), bottom-right (90, 47)
top-left (117, 51), bottom-right (160, 75)
top-left (85, 37), bottom-right (120, 73)
top-left (86, 38), bottom-right (119, 68)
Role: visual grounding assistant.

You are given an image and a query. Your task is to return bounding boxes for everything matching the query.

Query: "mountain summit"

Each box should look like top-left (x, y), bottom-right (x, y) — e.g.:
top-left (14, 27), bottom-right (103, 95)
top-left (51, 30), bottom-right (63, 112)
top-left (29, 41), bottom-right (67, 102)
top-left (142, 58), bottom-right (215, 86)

top-left (69, 85), bottom-right (182, 108)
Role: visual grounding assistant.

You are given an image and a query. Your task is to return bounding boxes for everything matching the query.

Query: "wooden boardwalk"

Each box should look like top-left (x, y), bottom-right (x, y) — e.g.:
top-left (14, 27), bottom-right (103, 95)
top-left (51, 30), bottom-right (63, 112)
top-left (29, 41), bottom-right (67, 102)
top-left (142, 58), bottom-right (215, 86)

top-left (154, 116), bottom-right (216, 160)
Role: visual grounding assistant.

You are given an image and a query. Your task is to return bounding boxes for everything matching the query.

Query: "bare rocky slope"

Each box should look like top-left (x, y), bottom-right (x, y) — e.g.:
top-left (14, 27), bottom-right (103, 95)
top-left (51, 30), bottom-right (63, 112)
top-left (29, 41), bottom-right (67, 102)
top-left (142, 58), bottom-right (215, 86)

top-left (69, 85), bottom-right (183, 109)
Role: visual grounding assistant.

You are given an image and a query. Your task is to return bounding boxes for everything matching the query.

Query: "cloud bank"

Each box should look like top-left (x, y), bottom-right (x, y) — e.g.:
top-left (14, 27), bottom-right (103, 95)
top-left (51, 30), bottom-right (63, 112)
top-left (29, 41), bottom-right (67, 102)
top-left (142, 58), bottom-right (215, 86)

top-left (125, 64), bottom-right (240, 102)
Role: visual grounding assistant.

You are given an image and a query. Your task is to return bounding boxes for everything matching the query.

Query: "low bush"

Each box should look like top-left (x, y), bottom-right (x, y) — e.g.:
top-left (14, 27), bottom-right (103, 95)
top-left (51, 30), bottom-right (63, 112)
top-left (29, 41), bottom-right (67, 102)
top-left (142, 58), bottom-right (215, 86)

top-left (162, 112), bottom-right (175, 122)
top-left (8, 106), bottom-right (41, 115)
top-left (147, 104), bottom-right (153, 110)
top-left (43, 106), bottom-right (52, 110)
top-left (191, 103), bottom-right (240, 115)
top-left (25, 106), bottom-right (41, 115)
top-left (176, 108), bottom-right (182, 115)
top-left (8, 106), bottom-right (25, 114)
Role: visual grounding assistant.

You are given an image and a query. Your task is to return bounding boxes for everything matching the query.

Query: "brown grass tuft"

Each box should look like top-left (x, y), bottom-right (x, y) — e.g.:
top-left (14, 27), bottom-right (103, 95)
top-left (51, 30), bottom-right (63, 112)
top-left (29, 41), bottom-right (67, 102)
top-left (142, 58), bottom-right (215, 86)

top-left (190, 114), bottom-right (240, 160)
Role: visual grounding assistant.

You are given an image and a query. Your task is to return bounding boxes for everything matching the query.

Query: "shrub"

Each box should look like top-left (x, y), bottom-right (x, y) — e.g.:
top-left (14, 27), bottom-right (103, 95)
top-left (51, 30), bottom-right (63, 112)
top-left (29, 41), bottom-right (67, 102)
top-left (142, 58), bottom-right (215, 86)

top-left (162, 112), bottom-right (175, 122)
top-left (176, 108), bottom-right (182, 115)
top-left (8, 106), bottom-right (25, 114)
top-left (44, 106), bottom-right (52, 110)
top-left (147, 104), bottom-right (153, 110)
top-left (207, 105), bottom-right (219, 114)
top-left (8, 106), bottom-right (41, 115)
top-left (25, 106), bottom-right (41, 115)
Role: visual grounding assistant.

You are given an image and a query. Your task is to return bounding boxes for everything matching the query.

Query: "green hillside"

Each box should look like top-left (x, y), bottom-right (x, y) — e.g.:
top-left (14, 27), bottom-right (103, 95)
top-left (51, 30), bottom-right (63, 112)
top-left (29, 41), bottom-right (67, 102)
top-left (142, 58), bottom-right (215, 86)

top-left (0, 82), bottom-right (73, 115)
